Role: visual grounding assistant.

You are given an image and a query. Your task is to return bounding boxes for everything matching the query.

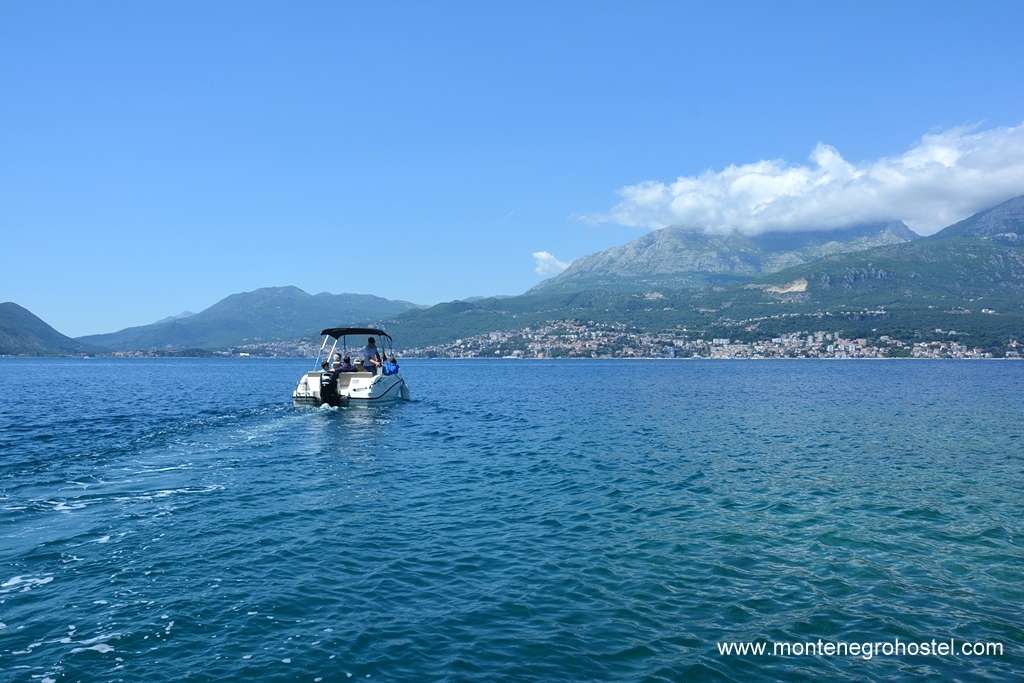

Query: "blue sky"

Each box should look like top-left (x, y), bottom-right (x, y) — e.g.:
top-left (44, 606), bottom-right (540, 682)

top-left (2, 1), bottom-right (1023, 336)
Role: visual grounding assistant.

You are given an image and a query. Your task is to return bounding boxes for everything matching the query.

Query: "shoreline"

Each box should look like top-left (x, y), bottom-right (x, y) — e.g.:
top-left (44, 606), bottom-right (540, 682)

top-left (3, 355), bottom-right (1022, 361)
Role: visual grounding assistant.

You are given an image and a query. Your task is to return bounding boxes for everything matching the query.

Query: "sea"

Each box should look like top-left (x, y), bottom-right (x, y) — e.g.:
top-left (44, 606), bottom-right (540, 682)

top-left (1, 358), bottom-right (1022, 681)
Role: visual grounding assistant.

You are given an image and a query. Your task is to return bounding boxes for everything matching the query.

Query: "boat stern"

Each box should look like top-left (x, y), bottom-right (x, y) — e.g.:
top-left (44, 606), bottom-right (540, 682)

top-left (293, 371), bottom-right (324, 405)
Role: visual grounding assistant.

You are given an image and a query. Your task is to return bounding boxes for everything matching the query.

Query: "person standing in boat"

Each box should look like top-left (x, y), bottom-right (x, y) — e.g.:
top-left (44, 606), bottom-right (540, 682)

top-left (360, 337), bottom-right (383, 373)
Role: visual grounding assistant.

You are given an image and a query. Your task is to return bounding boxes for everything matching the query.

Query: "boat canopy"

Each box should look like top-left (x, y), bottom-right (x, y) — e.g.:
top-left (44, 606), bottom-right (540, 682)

top-left (320, 327), bottom-right (393, 342)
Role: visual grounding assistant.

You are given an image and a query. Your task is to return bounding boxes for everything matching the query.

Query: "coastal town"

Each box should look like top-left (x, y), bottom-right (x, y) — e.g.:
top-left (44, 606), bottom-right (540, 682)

top-left (113, 319), bottom-right (1021, 360)
top-left (401, 320), bottom-right (1017, 359)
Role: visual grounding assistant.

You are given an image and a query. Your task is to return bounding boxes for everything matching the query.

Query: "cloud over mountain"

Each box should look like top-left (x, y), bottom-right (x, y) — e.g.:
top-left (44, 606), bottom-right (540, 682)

top-left (596, 123), bottom-right (1024, 235)
top-left (532, 251), bottom-right (570, 275)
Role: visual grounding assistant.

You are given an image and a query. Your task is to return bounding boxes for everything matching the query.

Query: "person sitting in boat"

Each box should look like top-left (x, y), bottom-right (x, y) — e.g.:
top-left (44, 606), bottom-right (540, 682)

top-left (382, 354), bottom-right (399, 375)
top-left (360, 337), bottom-right (383, 373)
top-left (330, 352), bottom-right (343, 371)
top-left (338, 355), bottom-right (356, 372)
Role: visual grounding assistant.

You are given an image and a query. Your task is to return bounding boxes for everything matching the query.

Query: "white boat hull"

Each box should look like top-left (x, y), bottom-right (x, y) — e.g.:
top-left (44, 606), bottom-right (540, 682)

top-left (293, 371), bottom-right (409, 407)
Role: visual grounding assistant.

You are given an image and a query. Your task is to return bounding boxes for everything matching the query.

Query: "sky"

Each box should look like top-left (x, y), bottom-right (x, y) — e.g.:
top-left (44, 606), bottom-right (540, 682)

top-left (2, 1), bottom-right (1023, 336)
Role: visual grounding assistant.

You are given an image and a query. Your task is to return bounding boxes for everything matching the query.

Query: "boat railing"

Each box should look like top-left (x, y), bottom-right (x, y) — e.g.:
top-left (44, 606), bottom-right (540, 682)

top-left (313, 335), bottom-right (329, 368)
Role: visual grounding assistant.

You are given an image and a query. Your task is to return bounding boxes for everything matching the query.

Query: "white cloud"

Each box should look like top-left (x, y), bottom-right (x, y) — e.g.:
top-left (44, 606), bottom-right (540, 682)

top-left (532, 251), bottom-right (570, 275)
top-left (596, 123), bottom-right (1024, 235)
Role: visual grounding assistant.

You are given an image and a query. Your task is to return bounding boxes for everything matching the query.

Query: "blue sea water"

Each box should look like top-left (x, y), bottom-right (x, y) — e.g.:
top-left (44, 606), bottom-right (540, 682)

top-left (0, 358), bottom-right (1022, 681)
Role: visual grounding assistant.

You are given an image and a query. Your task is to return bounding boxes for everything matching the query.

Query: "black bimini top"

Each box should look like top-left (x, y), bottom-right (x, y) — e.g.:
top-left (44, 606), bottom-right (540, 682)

top-left (320, 327), bottom-right (392, 341)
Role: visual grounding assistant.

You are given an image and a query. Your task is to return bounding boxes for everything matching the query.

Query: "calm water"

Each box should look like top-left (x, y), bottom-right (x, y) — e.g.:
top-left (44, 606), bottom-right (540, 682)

top-left (1, 358), bottom-right (1022, 681)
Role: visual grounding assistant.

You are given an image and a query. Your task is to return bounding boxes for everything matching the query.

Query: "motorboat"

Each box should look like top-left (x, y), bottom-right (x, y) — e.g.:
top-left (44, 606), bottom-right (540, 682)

top-left (293, 327), bottom-right (410, 407)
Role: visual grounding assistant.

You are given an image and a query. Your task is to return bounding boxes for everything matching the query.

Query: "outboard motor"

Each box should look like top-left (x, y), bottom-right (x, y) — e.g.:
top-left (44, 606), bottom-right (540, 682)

top-left (320, 371), bottom-right (344, 407)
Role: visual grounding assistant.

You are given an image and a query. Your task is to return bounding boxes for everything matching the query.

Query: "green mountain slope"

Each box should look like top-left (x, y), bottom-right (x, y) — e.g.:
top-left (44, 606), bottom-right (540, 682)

top-left (751, 239), bottom-right (1024, 306)
top-left (388, 289), bottom-right (671, 347)
top-left (687, 199), bottom-right (1024, 347)
top-left (0, 302), bottom-right (89, 355)
top-left (80, 286), bottom-right (422, 351)
top-left (748, 196), bottom-right (1024, 307)
top-left (531, 221), bottom-right (918, 294)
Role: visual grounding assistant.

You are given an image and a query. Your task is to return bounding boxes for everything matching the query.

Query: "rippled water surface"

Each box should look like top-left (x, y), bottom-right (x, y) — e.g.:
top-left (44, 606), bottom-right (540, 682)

top-left (1, 358), bottom-right (1022, 681)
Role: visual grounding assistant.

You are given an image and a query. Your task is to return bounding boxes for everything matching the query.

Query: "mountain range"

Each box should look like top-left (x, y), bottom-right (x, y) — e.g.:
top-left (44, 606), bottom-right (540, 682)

top-left (0, 302), bottom-right (90, 355)
top-left (746, 196), bottom-right (1024, 310)
top-left (387, 196), bottom-right (1024, 348)
top-left (531, 221), bottom-right (918, 293)
top-left (2, 196), bottom-right (1023, 355)
top-left (78, 287), bottom-right (421, 352)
